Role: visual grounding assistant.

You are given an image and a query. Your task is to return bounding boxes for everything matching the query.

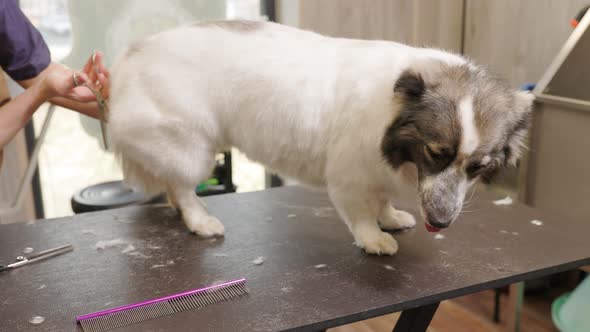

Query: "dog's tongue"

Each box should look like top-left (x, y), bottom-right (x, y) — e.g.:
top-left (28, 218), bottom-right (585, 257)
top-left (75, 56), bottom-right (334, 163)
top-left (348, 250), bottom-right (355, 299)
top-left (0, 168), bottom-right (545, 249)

top-left (424, 223), bottom-right (441, 233)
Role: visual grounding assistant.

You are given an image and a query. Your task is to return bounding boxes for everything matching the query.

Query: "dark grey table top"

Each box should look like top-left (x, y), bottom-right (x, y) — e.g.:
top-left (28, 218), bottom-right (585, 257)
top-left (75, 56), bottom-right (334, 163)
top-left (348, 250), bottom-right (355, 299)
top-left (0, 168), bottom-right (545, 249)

top-left (1, 186), bottom-right (589, 332)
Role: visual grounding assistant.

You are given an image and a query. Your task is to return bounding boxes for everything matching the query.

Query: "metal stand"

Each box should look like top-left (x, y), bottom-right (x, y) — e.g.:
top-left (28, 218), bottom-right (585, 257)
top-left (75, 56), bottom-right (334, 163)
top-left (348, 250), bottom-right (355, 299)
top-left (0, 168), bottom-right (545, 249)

top-left (493, 288), bottom-right (502, 322)
top-left (392, 302), bottom-right (440, 332)
top-left (507, 282), bottom-right (525, 332)
top-left (0, 104), bottom-right (54, 216)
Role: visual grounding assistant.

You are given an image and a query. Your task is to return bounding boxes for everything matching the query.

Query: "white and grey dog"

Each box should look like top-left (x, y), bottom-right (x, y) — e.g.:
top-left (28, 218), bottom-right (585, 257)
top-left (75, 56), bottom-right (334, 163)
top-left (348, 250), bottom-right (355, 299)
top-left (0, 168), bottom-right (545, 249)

top-left (108, 21), bottom-right (533, 255)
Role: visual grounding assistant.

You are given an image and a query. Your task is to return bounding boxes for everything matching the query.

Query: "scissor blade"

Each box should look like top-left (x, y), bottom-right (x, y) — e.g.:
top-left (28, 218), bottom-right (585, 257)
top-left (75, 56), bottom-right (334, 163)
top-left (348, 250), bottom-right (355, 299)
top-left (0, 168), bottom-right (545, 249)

top-left (82, 83), bottom-right (109, 149)
top-left (27, 244), bottom-right (73, 260)
top-left (100, 118), bottom-right (109, 150)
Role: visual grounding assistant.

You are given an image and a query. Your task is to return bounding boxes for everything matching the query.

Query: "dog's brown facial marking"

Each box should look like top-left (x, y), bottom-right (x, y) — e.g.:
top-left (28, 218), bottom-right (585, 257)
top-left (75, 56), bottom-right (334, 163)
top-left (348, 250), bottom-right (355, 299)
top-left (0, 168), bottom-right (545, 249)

top-left (381, 61), bottom-right (534, 230)
top-left (381, 70), bottom-right (461, 173)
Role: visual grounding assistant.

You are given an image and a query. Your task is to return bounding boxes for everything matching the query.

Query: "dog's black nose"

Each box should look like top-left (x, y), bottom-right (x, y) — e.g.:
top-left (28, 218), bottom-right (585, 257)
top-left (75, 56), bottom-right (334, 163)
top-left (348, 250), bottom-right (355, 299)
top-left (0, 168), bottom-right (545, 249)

top-left (427, 218), bottom-right (451, 229)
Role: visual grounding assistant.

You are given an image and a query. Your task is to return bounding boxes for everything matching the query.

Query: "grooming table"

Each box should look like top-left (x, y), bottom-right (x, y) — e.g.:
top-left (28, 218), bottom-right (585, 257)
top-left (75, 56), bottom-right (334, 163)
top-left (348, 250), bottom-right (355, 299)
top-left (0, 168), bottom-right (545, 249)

top-left (1, 186), bottom-right (589, 332)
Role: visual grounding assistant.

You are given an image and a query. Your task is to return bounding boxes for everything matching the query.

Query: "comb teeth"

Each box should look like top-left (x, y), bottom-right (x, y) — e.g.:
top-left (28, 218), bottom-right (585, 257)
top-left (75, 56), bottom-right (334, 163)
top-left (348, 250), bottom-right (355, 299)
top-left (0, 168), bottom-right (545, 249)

top-left (80, 301), bottom-right (174, 332)
top-left (78, 279), bottom-right (247, 332)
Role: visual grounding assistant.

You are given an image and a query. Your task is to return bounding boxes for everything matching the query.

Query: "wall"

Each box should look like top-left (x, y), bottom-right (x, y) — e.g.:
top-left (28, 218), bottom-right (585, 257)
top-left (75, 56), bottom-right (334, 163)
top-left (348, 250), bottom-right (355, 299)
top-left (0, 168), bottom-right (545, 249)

top-left (464, 0), bottom-right (589, 88)
top-left (276, 0), bottom-right (464, 202)
top-left (280, 0), bottom-right (589, 201)
top-left (294, 0), bottom-right (464, 52)
top-left (288, 0), bottom-right (587, 98)
top-left (526, 102), bottom-right (590, 222)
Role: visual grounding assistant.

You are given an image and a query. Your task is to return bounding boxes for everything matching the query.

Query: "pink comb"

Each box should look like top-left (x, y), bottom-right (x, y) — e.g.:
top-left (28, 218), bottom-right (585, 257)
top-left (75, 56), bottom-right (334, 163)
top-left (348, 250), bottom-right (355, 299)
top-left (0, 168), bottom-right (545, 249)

top-left (76, 278), bottom-right (247, 332)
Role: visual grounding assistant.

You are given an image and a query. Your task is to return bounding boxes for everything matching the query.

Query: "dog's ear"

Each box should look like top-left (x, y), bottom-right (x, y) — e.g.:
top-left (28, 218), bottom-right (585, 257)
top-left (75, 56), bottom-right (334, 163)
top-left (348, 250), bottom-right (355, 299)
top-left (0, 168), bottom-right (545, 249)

top-left (383, 71), bottom-right (427, 168)
top-left (381, 120), bottom-right (421, 168)
top-left (394, 70), bottom-right (425, 101)
top-left (504, 91), bottom-right (534, 166)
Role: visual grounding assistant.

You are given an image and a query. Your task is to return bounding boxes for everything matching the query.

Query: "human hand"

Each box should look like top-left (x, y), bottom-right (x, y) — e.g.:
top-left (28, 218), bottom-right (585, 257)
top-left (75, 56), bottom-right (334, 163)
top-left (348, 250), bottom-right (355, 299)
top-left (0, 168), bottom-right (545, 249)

top-left (82, 51), bottom-right (110, 98)
top-left (41, 51), bottom-right (110, 102)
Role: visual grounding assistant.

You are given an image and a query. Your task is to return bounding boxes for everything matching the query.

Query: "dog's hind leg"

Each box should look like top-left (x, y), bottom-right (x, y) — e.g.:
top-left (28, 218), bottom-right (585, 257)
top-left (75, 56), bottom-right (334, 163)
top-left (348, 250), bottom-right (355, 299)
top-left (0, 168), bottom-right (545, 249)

top-left (167, 184), bottom-right (179, 209)
top-left (109, 76), bottom-right (225, 237)
top-left (167, 156), bottom-right (225, 238)
top-left (169, 184), bottom-right (225, 237)
top-left (123, 142), bottom-right (224, 237)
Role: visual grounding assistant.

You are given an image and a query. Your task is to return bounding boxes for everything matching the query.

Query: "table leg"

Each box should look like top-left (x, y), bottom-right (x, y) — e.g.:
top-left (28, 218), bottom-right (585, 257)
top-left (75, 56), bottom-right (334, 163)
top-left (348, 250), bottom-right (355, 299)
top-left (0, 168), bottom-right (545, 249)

top-left (493, 288), bottom-right (501, 322)
top-left (392, 302), bottom-right (440, 332)
top-left (506, 282), bottom-right (525, 332)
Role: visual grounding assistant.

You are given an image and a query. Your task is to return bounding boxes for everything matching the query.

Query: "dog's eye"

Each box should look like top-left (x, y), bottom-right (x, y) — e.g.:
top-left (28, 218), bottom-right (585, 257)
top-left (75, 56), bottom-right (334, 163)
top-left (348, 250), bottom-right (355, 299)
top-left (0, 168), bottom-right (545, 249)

top-left (423, 145), bottom-right (443, 161)
top-left (466, 162), bottom-right (485, 175)
top-left (423, 144), bottom-right (455, 172)
top-left (467, 159), bottom-right (497, 179)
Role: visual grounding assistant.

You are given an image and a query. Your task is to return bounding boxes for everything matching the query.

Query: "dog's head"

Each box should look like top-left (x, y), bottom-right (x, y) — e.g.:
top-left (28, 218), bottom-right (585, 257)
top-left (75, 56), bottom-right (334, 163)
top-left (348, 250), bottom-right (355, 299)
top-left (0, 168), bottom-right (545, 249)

top-left (381, 61), bottom-right (533, 231)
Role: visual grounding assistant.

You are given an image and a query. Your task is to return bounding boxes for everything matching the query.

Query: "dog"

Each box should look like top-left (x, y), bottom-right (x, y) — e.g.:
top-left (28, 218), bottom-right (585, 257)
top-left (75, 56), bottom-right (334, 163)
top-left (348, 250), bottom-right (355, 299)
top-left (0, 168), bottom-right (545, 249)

top-left (108, 20), bottom-right (533, 255)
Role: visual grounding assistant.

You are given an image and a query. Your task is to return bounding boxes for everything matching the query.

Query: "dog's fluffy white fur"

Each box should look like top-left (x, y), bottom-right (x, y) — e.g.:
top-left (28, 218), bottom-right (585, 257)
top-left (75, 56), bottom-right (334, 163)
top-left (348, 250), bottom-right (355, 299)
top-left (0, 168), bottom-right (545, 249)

top-left (108, 21), bottom-right (531, 255)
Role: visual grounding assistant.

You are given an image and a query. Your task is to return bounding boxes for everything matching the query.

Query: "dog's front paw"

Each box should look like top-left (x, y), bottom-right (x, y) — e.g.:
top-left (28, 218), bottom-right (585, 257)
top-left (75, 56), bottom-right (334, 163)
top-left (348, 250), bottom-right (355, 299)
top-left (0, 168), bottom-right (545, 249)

top-left (354, 227), bottom-right (398, 255)
top-left (185, 215), bottom-right (225, 237)
top-left (379, 208), bottom-right (416, 231)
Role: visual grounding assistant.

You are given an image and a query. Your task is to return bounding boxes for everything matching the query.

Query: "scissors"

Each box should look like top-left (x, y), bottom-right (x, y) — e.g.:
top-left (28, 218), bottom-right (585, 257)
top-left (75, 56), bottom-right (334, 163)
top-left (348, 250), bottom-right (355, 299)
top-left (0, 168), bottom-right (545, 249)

top-left (0, 244), bottom-right (73, 272)
top-left (83, 82), bottom-right (109, 150)
top-left (75, 51), bottom-right (110, 149)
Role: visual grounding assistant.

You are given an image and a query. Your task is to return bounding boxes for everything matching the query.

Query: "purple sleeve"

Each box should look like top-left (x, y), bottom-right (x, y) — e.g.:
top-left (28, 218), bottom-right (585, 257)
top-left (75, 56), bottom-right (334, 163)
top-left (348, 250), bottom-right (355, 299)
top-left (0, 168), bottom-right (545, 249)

top-left (0, 0), bottom-right (51, 81)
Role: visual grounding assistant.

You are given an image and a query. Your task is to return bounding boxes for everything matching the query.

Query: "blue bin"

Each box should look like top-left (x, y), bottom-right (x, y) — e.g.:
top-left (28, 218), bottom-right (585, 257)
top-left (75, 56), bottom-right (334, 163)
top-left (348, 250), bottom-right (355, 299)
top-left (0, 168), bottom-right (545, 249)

top-left (552, 276), bottom-right (590, 331)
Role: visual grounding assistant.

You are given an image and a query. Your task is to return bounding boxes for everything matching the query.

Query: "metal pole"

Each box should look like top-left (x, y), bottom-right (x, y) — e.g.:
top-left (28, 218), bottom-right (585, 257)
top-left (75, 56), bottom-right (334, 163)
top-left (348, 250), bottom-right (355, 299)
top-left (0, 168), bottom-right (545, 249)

top-left (0, 105), bottom-right (55, 216)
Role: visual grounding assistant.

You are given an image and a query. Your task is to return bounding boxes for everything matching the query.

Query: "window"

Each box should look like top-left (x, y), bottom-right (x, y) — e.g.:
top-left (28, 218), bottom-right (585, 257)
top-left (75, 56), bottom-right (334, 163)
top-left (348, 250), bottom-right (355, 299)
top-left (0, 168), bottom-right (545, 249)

top-left (20, 0), bottom-right (266, 218)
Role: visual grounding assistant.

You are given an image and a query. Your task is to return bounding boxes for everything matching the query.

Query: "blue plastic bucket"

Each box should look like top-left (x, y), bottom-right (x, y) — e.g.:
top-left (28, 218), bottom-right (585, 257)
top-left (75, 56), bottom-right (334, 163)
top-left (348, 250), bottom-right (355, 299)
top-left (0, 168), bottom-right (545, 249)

top-left (552, 276), bottom-right (590, 331)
